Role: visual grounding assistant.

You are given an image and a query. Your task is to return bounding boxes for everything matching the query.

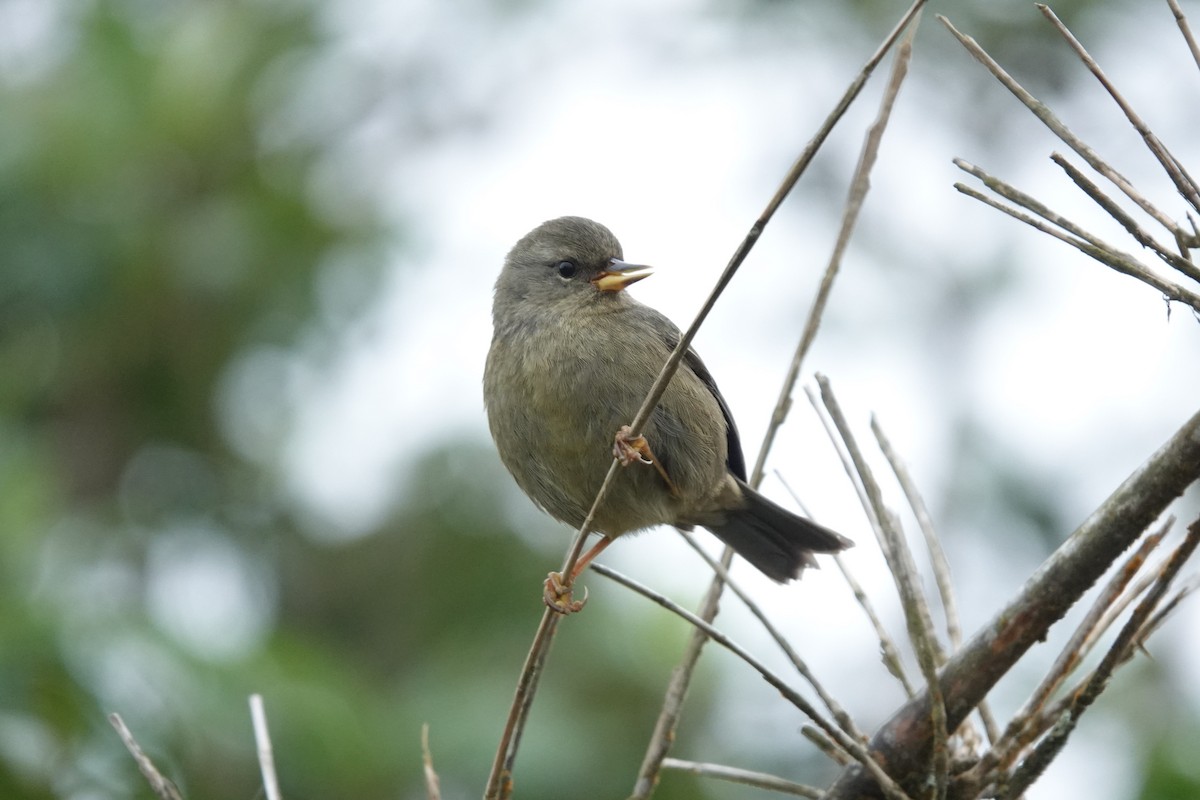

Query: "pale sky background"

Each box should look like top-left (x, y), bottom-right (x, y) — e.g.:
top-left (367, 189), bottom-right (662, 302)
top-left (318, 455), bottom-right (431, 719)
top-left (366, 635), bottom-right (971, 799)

top-left (197, 0), bottom-right (1200, 796)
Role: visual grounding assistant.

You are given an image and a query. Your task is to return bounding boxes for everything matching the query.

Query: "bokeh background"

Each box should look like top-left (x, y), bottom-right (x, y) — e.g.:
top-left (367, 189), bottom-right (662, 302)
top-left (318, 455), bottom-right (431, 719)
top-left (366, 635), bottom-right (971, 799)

top-left (2, 0), bottom-right (1198, 798)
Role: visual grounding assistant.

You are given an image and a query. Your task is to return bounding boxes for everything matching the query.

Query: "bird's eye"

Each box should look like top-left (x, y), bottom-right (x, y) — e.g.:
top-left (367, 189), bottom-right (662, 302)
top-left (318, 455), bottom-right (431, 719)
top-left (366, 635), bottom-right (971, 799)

top-left (555, 260), bottom-right (577, 279)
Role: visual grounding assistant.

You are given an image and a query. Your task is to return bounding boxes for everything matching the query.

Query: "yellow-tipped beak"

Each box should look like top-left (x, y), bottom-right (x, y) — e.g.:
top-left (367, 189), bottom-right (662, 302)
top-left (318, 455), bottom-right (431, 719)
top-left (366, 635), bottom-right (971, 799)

top-left (592, 259), bottom-right (654, 292)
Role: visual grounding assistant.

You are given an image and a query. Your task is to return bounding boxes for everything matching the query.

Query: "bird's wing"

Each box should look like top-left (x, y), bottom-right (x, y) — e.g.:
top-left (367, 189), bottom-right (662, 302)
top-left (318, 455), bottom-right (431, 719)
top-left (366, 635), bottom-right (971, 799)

top-left (634, 302), bottom-right (748, 482)
top-left (680, 346), bottom-right (748, 482)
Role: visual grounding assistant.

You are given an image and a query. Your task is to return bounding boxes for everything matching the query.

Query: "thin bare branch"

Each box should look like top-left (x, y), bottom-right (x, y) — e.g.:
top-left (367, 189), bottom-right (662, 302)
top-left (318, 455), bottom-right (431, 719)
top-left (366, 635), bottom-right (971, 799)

top-left (1169, 0), bottom-right (1200, 72)
top-left (952, 168), bottom-right (1200, 311)
top-left (825, 406), bottom-right (1200, 799)
top-left (802, 725), bottom-right (854, 766)
top-left (939, 14), bottom-right (1185, 238)
top-left (870, 416), bottom-right (960, 652)
top-left (594, 563), bottom-right (917, 800)
top-left (752, 7), bottom-right (919, 484)
top-left (108, 713), bottom-right (185, 800)
top-left (999, 519), bottom-right (1200, 799)
top-left (1037, 4), bottom-right (1200, 213)
top-left (966, 520), bottom-right (1171, 788)
top-left (662, 758), bottom-right (824, 798)
top-left (422, 724), bottom-right (442, 800)
top-left (872, 414), bottom-right (1004, 746)
top-left (485, 610), bottom-right (561, 800)
top-left (676, 529), bottom-right (863, 740)
top-left (817, 375), bottom-right (949, 800)
top-left (1050, 153), bottom-right (1200, 283)
top-left (629, 4), bottom-right (925, 794)
top-left (629, 558), bottom-right (731, 800)
top-left (249, 694), bottom-right (283, 800)
top-left (788, 402), bottom-right (916, 698)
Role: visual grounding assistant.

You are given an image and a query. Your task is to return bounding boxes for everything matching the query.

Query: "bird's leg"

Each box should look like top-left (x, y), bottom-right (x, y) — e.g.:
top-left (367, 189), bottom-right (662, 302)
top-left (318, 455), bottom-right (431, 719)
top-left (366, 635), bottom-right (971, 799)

top-left (613, 425), bottom-right (680, 497)
top-left (543, 535), bottom-right (614, 615)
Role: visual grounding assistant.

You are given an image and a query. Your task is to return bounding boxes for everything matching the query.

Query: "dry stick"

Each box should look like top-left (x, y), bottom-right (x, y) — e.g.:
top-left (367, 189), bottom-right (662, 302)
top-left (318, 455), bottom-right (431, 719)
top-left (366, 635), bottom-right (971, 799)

top-left (938, 14), bottom-right (1185, 239)
top-left (751, 8), bottom-right (919, 485)
top-left (1019, 573), bottom-right (1199, 766)
top-left (628, 3), bottom-right (927, 795)
top-left (962, 520), bottom-right (1171, 792)
top-left (676, 529), bottom-right (862, 740)
top-left (658, 16), bottom-right (918, 745)
top-left (791, 399), bottom-right (916, 698)
top-left (816, 376), bottom-right (949, 800)
top-left (1169, 0), bottom-right (1200, 72)
top-left (951, 168), bottom-right (1200, 310)
top-left (870, 417), bottom-right (1003, 746)
top-left (1011, 521), bottom-right (1169, 748)
top-left (998, 519), bottom-right (1200, 800)
top-left (422, 724), bottom-right (443, 800)
top-left (870, 417), bottom-right (959, 655)
top-left (108, 713), bottom-right (184, 800)
top-left (249, 694), bottom-right (283, 800)
top-left (1132, 577), bottom-right (1199, 648)
top-left (954, 157), bottom-right (1133, 253)
top-left (1026, 572), bottom-right (1197, 744)
top-left (803, 725), bottom-right (854, 765)
top-left (1037, 3), bottom-right (1200, 215)
top-left (485, 610), bottom-right (559, 800)
top-left (629, 564), bottom-right (731, 800)
top-left (593, 563), bottom-right (917, 800)
top-left (824, 407), bottom-right (1200, 800)
top-left (1022, 575), bottom-right (1200, 759)
top-left (661, 758), bottom-right (824, 798)
top-left (1050, 153), bottom-right (1200, 283)
top-left (834, 553), bottom-right (917, 693)
top-left (1074, 545), bottom-right (1179, 667)
top-left (499, 614), bottom-right (562, 796)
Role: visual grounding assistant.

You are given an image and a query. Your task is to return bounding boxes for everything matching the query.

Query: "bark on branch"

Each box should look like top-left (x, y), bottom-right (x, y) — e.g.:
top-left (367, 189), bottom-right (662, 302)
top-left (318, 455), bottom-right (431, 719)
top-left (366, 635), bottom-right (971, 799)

top-left (824, 407), bottom-right (1200, 799)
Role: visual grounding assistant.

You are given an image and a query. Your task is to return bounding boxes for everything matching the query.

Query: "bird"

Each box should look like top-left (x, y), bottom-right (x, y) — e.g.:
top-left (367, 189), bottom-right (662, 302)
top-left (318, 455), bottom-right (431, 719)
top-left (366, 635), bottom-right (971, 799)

top-left (483, 216), bottom-right (852, 612)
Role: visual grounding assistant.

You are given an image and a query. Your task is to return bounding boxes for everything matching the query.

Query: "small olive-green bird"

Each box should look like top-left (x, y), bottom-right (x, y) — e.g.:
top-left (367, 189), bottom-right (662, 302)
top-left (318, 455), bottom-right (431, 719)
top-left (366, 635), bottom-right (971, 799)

top-left (483, 216), bottom-right (851, 593)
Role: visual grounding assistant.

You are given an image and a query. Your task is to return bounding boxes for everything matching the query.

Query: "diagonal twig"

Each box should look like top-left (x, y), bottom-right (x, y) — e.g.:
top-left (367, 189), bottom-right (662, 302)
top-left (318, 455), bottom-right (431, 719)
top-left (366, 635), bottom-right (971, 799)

top-left (1037, 3), bottom-right (1200, 214)
top-left (817, 376), bottom-right (949, 800)
top-left (676, 528), bottom-right (862, 739)
top-left (595, 563), bottom-right (916, 800)
top-left (422, 723), bottom-right (442, 800)
top-left (1049, 153), bottom-right (1200, 283)
top-left (824, 407), bottom-right (1200, 799)
top-left (952, 162), bottom-right (1200, 310)
top-left (108, 713), bottom-right (185, 800)
top-left (250, 694), bottom-right (283, 800)
top-left (1168, 0), bottom-right (1200, 73)
top-left (870, 416), bottom-right (1002, 746)
top-left (998, 518), bottom-right (1200, 799)
top-left (871, 416), bottom-right (959, 655)
top-left (939, 14), bottom-right (1185, 239)
top-left (963, 519), bottom-right (1172, 790)
top-left (792, 397), bottom-right (916, 698)
top-left (485, 610), bottom-right (560, 800)
top-left (628, 5), bottom-right (924, 796)
top-left (662, 758), bottom-right (823, 798)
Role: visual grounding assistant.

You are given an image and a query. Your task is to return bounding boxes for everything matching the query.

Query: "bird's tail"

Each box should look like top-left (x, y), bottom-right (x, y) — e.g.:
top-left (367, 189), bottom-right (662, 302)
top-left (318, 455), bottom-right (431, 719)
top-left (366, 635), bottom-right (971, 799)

top-left (704, 479), bottom-right (852, 583)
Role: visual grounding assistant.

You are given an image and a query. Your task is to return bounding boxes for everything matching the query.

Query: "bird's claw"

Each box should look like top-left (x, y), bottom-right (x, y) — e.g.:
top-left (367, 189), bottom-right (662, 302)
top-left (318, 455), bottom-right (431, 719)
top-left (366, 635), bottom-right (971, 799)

top-left (612, 425), bottom-right (680, 498)
top-left (613, 425), bottom-right (653, 466)
top-left (543, 571), bottom-right (588, 615)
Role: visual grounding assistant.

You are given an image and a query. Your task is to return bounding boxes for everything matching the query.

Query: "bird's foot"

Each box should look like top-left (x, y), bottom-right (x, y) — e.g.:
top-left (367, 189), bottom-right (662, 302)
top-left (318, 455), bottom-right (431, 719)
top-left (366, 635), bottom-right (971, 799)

top-left (543, 571), bottom-right (588, 615)
top-left (613, 425), bottom-right (653, 466)
top-left (612, 425), bottom-right (680, 497)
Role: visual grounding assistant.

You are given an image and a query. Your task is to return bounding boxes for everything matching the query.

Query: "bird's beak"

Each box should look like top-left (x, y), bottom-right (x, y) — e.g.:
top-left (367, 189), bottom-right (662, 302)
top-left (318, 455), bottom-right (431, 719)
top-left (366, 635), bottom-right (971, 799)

top-left (592, 259), bottom-right (654, 292)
